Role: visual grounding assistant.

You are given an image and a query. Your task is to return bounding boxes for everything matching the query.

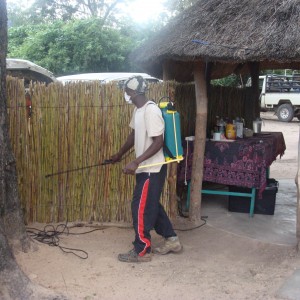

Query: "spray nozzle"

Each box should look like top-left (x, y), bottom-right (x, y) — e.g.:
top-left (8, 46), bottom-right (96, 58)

top-left (167, 102), bottom-right (176, 111)
top-left (158, 96), bottom-right (176, 111)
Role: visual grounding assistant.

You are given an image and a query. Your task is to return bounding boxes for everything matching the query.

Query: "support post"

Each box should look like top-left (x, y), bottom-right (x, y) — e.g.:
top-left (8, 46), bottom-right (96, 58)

top-left (189, 62), bottom-right (208, 223)
top-left (246, 62), bottom-right (260, 127)
top-left (163, 61), bottom-right (177, 219)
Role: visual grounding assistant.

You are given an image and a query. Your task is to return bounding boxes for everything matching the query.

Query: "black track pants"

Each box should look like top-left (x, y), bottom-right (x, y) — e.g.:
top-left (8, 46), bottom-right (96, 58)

top-left (131, 165), bottom-right (176, 256)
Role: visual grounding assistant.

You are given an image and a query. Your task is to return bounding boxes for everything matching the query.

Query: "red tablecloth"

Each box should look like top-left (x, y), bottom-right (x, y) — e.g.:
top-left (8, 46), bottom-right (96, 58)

top-left (177, 132), bottom-right (286, 196)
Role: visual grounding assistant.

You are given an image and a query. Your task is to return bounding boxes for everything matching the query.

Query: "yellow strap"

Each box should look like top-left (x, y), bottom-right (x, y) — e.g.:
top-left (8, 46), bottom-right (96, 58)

top-left (138, 157), bottom-right (183, 169)
top-left (172, 113), bottom-right (179, 158)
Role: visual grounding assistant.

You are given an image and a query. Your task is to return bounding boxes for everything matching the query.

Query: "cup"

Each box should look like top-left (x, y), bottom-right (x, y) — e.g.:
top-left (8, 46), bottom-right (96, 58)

top-left (213, 132), bottom-right (221, 141)
top-left (253, 120), bottom-right (262, 133)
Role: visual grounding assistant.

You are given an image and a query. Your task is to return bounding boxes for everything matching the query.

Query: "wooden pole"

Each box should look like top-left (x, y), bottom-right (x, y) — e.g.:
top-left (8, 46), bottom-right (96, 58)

top-left (246, 62), bottom-right (260, 127)
top-left (295, 126), bottom-right (300, 250)
top-left (162, 61), bottom-right (178, 219)
top-left (189, 62), bottom-right (208, 223)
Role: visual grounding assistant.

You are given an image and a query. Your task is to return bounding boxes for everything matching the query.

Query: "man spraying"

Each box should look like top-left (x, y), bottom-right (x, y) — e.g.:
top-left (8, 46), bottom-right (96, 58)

top-left (111, 76), bottom-right (182, 263)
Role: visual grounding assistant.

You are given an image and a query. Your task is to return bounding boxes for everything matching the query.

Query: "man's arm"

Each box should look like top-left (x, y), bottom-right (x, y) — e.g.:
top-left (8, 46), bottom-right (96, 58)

top-left (122, 134), bottom-right (163, 175)
top-left (134, 135), bottom-right (163, 165)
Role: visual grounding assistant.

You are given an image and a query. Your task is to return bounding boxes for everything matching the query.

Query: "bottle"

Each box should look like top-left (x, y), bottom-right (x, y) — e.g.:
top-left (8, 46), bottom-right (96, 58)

top-left (235, 117), bottom-right (244, 138)
top-left (218, 118), bottom-right (226, 135)
top-left (226, 122), bottom-right (236, 140)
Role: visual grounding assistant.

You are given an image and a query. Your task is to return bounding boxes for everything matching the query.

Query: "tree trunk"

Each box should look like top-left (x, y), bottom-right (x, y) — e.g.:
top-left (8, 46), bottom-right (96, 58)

top-left (189, 62), bottom-right (208, 223)
top-left (0, 0), bottom-right (29, 254)
top-left (0, 231), bottom-right (65, 299)
top-left (0, 1), bottom-right (65, 298)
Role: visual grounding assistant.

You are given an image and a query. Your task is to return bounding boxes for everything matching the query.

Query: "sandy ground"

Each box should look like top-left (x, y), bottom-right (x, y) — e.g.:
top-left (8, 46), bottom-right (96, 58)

top-left (263, 112), bottom-right (299, 180)
top-left (16, 112), bottom-right (300, 300)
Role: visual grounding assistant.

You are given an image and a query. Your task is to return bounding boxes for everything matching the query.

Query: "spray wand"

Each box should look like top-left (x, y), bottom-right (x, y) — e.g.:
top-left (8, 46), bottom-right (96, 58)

top-left (45, 159), bottom-right (113, 178)
top-left (45, 150), bottom-right (136, 178)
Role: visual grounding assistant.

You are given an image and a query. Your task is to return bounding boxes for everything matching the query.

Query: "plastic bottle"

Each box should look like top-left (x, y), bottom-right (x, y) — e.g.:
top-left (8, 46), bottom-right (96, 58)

top-left (235, 117), bottom-right (244, 138)
top-left (226, 122), bottom-right (236, 140)
top-left (218, 118), bottom-right (226, 134)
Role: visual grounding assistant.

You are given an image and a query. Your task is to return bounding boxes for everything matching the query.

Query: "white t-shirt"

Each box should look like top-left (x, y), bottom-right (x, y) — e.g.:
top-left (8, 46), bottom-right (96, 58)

top-left (129, 101), bottom-right (165, 173)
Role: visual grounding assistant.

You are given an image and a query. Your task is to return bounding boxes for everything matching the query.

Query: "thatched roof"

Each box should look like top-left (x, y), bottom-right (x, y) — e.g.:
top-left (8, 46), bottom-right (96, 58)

top-left (132, 0), bottom-right (300, 80)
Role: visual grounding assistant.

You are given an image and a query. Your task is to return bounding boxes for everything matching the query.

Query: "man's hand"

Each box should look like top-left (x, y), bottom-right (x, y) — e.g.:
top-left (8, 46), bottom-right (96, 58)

top-left (110, 153), bottom-right (122, 163)
top-left (122, 161), bottom-right (139, 175)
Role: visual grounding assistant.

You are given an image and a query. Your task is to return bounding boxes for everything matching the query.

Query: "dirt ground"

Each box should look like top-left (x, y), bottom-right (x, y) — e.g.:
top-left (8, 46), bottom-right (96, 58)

top-left (16, 112), bottom-right (300, 300)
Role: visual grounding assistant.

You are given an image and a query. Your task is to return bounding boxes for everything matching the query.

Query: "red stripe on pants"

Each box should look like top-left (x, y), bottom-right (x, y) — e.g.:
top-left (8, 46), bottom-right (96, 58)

top-left (138, 178), bottom-right (151, 256)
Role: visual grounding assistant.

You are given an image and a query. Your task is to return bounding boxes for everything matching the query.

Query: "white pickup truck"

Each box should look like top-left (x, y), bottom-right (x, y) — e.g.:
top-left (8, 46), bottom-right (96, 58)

top-left (258, 74), bottom-right (300, 122)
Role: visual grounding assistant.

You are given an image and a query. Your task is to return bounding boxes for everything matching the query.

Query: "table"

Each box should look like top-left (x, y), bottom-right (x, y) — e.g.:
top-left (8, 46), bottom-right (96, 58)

top-left (177, 132), bottom-right (286, 216)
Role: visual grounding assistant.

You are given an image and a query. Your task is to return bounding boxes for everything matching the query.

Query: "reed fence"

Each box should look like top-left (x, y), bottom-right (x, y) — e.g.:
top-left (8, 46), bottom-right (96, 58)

top-left (7, 77), bottom-right (251, 223)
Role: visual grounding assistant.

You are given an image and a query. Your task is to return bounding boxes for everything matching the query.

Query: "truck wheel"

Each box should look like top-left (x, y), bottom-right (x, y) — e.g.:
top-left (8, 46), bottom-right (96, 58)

top-left (277, 104), bottom-right (294, 122)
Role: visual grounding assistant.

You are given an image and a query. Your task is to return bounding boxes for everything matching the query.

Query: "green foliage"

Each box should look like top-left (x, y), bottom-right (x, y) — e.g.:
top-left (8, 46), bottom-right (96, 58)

top-left (7, 2), bottom-right (29, 28)
top-left (211, 74), bottom-right (242, 87)
top-left (7, 0), bottom-right (185, 75)
top-left (8, 19), bottom-right (135, 75)
top-left (11, 0), bottom-right (131, 26)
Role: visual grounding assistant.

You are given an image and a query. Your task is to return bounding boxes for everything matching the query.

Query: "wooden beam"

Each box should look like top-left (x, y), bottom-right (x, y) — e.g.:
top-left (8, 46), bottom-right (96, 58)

top-left (189, 62), bottom-right (208, 223)
top-left (205, 62), bottom-right (213, 98)
top-left (245, 62), bottom-right (260, 127)
top-left (163, 61), bottom-right (178, 219)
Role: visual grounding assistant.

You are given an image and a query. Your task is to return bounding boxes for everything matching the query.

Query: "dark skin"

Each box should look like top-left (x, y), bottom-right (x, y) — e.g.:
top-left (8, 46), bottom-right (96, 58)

top-left (110, 87), bottom-right (164, 175)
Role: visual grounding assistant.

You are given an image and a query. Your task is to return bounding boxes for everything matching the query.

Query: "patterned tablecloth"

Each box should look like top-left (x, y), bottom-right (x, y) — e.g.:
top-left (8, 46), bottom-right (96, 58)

top-left (177, 132), bottom-right (286, 196)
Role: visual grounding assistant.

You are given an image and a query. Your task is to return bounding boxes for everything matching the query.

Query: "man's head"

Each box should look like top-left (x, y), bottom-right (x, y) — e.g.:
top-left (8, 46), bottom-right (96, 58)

top-left (123, 76), bottom-right (148, 105)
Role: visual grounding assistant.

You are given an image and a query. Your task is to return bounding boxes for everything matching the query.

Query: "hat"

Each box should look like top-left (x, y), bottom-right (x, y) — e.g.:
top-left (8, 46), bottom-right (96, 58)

top-left (124, 75), bottom-right (148, 94)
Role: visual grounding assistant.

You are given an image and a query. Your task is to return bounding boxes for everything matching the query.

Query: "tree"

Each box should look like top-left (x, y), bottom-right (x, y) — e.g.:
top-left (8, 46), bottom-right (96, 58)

top-left (8, 19), bottom-right (136, 75)
top-left (7, 2), bottom-right (29, 27)
top-left (23, 0), bottom-right (128, 26)
top-left (0, 1), bottom-right (64, 298)
top-left (6, 0), bottom-right (184, 76)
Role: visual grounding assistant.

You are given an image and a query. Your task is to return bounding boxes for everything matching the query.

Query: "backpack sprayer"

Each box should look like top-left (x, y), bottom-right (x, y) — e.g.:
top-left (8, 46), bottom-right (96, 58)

top-left (45, 97), bottom-right (184, 177)
top-left (137, 96), bottom-right (184, 169)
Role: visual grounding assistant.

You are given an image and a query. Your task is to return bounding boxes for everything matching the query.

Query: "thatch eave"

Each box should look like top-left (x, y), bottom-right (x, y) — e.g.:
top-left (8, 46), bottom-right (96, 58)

top-left (131, 0), bottom-right (300, 80)
top-left (140, 57), bottom-right (300, 82)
